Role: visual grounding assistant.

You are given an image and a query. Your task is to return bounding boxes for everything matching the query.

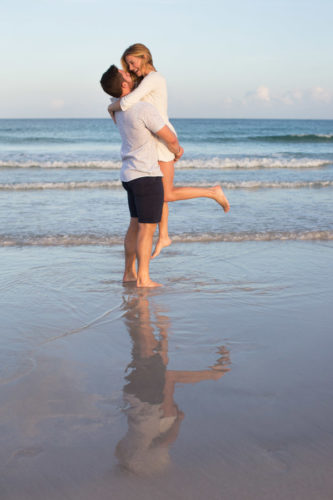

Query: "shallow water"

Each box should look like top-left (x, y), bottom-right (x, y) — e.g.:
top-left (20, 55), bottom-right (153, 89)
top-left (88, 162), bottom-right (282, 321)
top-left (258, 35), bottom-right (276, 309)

top-left (1, 118), bottom-right (333, 247)
top-left (1, 118), bottom-right (333, 498)
top-left (1, 241), bottom-right (333, 499)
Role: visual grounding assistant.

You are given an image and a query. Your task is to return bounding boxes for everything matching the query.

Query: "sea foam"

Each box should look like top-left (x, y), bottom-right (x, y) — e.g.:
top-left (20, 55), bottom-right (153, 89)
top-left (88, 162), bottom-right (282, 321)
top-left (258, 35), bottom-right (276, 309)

top-left (1, 231), bottom-right (332, 247)
top-left (1, 180), bottom-right (332, 191)
top-left (0, 157), bottom-right (331, 170)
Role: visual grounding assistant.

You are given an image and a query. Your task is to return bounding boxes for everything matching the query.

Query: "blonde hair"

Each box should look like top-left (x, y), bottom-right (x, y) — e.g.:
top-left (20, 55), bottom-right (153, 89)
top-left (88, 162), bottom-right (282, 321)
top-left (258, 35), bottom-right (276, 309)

top-left (121, 43), bottom-right (156, 78)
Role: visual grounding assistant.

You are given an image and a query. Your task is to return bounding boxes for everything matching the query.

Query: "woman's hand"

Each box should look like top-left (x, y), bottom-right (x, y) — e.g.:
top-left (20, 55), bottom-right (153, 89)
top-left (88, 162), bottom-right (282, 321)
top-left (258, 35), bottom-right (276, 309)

top-left (174, 146), bottom-right (184, 162)
top-left (107, 99), bottom-right (122, 124)
top-left (107, 104), bottom-right (117, 124)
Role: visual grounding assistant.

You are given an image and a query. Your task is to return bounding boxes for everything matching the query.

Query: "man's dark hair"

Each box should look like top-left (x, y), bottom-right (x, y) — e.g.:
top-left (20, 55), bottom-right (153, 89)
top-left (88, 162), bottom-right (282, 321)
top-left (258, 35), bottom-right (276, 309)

top-left (100, 65), bottom-right (124, 98)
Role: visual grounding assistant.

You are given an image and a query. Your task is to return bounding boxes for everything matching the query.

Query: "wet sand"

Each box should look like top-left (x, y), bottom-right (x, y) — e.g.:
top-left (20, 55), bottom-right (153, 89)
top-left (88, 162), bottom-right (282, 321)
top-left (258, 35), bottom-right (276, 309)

top-left (1, 241), bottom-right (333, 500)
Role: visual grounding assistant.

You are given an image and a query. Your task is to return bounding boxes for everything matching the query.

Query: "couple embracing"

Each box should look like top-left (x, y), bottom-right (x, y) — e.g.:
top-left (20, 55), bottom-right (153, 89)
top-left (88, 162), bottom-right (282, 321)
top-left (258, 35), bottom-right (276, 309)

top-left (100, 43), bottom-right (230, 288)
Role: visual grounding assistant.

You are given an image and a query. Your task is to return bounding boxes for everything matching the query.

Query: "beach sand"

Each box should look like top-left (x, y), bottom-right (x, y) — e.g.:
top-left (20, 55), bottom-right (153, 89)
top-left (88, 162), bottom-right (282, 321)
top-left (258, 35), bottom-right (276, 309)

top-left (1, 240), bottom-right (333, 500)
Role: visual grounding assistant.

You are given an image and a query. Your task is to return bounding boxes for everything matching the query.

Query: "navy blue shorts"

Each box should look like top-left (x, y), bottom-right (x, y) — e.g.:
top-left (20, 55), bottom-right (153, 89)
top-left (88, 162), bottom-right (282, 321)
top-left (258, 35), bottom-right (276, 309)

top-left (122, 176), bottom-right (164, 223)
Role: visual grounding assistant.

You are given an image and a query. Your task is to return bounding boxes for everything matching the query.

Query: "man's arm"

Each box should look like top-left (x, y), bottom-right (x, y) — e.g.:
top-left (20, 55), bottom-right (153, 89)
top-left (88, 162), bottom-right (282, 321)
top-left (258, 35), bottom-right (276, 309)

top-left (156, 125), bottom-right (184, 160)
top-left (142, 103), bottom-right (184, 160)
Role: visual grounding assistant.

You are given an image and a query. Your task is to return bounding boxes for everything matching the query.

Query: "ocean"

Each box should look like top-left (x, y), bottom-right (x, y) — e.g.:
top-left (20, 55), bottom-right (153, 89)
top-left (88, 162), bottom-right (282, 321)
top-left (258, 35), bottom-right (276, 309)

top-left (1, 118), bottom-right (333, 499)
top-left (1, 118), bottom-right (333, 246)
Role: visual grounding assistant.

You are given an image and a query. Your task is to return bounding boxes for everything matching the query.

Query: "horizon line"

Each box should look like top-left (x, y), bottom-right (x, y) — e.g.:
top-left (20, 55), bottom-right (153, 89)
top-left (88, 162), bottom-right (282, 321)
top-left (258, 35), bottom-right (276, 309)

top-left (1, 117), bottom-right (332, 121)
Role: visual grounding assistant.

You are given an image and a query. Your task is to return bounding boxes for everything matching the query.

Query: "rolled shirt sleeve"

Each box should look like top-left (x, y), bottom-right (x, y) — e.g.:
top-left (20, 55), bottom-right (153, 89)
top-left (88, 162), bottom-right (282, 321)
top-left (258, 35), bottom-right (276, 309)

top-left (142, 104), bottom-right (166, 134)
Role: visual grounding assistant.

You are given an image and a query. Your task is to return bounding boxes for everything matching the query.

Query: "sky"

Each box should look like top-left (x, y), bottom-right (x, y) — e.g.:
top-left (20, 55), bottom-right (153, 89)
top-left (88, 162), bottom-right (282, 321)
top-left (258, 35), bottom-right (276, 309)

top-left (1, 0), bottom-right (333, 119)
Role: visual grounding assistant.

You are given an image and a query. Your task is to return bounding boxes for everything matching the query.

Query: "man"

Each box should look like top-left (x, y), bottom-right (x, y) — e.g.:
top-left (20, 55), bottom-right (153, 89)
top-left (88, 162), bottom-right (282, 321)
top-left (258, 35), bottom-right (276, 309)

top-left (100, 65), bottom-right (183, 288)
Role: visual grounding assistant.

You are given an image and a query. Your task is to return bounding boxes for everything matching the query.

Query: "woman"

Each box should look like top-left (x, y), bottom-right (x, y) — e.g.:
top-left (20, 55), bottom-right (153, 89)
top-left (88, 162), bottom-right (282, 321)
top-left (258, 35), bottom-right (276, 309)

top-left (108, 43), bottom-right (230, 258)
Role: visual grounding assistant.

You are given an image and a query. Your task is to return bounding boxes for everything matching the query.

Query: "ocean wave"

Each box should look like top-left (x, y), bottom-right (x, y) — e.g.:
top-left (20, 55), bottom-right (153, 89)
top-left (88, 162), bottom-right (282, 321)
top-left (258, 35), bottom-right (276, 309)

top-left (1, 231), bottom-right (332, 247)
top-left (0, 234), bottom-right (124, 247)
top-left (250, 134), bottom-right (333, 143)
top-left (223, 180), bottom-right (333, 189)
top-left (178, 158), bottom-right (332, 169)
top-left (181, 136), bottom-right (237, 143)
top-left (0, 157), bottom-right (331, 170)
top-left (2, 133), bottom-right (332, 145)
top-left (171, 231), bottom-right (333, 242)
top-left (193, 133), bottom-right (333, 144)
top-left (0, 135), bottom-right (117, 145)
top-left (0, 181), bottom-right (122, 191)
top-left (0, 136), bottom-right (77, 144)
top-left (178, 180), bottom-right (333, 190)
top-left (1, 180), bottom-right (332, 191)
top-left (0, 160), bottom-right (122, 169)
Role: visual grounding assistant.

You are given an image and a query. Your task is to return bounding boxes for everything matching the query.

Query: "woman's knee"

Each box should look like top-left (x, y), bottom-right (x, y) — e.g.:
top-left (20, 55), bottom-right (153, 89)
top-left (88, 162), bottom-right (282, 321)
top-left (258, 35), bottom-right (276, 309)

top-left (163, 189), bottom-right (176, 202)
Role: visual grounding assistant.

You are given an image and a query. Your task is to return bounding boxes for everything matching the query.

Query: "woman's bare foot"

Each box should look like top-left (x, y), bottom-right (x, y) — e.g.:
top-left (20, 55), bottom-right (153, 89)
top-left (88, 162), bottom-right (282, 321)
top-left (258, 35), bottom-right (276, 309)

top-left (136, 278), bottom-right (163, 288)
top-left (213, 186), bottom-right (230, 212)
top-left (151, 237), bottom-right (172, 259)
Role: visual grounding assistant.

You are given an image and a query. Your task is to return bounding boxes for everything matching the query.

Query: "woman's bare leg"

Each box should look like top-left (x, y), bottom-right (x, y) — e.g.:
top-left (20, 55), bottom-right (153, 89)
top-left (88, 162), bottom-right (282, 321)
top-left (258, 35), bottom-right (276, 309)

top-left (163, 170), bottom-right (230, 211)
top-left (151, 161), bottom-right (174, 259)
top-left (152, 160), bottom-right (230, 259)
top-left (152, 201), bottom-right (171, 259)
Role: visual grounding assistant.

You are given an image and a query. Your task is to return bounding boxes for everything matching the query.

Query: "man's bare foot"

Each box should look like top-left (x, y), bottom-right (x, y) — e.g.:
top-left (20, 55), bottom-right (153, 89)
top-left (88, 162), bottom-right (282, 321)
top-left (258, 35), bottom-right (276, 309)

top-left (123, 272), bottom-right (137, 283)
top-left (136, 278), bottom-right (163, 288)
top-left (213, 186), bottom-right (230, 212)
top-left (151, 237), bottom-right (172, 259)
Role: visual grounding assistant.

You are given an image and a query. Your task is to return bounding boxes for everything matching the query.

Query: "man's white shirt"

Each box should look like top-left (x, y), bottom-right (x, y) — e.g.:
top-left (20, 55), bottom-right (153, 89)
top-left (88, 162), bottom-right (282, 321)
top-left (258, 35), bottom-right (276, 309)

top-left (115, 102), bottom-right (165, 182)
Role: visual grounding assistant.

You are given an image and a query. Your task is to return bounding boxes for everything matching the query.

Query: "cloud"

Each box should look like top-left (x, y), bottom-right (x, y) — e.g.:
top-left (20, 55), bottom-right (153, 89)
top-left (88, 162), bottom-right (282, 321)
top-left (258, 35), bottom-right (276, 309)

top-left (256, 86), bottom-right (271, 102)
top-left (242, 86), bottom-right (332, 108)
top-left (311, 86), bottom-right (332, 103)
top-left (244, 85), bottom-right (271, 104)
top-left (280, 87), bottom-right (332, 106)
top-left (279, 90), bottom-right (303, 106)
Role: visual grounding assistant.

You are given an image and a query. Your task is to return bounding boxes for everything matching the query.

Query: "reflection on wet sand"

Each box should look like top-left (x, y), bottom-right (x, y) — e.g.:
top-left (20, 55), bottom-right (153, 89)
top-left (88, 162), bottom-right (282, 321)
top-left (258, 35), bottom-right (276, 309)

top-left (116, 288), bottom-right (231, 475)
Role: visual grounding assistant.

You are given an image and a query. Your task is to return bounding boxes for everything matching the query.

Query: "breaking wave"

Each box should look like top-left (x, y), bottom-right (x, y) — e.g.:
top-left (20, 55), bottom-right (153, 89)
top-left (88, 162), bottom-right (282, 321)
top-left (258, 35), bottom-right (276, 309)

top-left (0, 157), bottom-right (331, 170)
top-left (1, 231), bottom-right (332, 247)
top-left (0, 181), bottom-right (122, 191)
top-left (250, 134), bottom-right (333, 143)
top-left (1, 180), bottom-right (333, 191)
top-left (0, 160), bottom-right (122, 170)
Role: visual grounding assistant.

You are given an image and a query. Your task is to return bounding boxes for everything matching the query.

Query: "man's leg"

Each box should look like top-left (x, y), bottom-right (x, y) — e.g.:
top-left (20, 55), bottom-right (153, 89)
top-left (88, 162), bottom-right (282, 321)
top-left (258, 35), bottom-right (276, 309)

top-left (126, 176), bottom-right (163, 287)
top-left (136, 222), bottom-right (161, 287)
top-left (123, 217), bottom-right (138, 282)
